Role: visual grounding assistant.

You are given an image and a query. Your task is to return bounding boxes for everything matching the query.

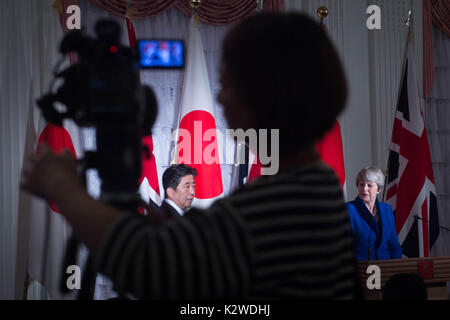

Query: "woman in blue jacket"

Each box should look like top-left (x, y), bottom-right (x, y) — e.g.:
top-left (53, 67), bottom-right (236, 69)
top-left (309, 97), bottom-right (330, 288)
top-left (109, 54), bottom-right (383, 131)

top-left (346, 166), bottom-right (402, 261)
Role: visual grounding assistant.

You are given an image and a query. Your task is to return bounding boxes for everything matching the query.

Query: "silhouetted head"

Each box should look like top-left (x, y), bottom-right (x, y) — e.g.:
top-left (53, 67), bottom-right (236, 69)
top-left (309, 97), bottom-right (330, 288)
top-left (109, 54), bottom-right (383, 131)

top-left (218, 13), bottom-right (347, 155)
top-left (383, 273), bottom-right (427, 300)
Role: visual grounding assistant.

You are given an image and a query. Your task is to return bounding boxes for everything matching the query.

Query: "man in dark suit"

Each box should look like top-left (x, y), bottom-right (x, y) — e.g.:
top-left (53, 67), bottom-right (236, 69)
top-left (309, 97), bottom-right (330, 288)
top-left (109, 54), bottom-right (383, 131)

top-left (160, 164), bottom-right (197, 218)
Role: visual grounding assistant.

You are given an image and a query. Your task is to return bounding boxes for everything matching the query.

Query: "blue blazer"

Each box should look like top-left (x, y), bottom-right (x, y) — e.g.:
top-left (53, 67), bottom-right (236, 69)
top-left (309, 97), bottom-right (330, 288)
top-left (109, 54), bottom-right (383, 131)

top-left (346, 197), bottom-right (402, 261)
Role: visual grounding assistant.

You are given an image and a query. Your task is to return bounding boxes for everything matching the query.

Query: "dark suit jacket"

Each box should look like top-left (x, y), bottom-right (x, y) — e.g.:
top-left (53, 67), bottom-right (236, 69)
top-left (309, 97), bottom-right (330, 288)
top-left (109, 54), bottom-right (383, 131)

top-left (161, 200), bottom-right (182, 219)
top-left (144, 198), bottom-right (181, 224)
top-left (346, 196), bottom-right (402, 261)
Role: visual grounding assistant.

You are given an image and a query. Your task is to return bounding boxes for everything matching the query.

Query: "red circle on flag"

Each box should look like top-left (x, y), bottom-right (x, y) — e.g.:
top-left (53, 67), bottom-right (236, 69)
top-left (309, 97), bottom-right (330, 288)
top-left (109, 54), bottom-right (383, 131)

top-left (36, 124), bottom-right (77, 213)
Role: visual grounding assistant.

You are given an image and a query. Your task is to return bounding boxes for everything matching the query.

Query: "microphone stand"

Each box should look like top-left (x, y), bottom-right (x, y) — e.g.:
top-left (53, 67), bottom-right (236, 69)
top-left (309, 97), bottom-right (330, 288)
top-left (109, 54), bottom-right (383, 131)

top-left (414, 215), bottom-right (450, 232)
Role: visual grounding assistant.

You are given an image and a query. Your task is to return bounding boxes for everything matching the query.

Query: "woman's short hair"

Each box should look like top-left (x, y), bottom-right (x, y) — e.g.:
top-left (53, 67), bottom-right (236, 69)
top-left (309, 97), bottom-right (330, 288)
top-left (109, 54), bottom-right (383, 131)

top-left (222, 13), bottom-right (347, 155)
top-left (356, 166), bottom-right (385, 191)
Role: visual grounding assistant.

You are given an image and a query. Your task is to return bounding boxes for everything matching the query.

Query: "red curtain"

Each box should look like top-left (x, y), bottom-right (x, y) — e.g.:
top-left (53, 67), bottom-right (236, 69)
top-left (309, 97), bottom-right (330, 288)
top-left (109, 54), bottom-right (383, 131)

top-left (262, 0), bottom-right (284, 13)
top-left (88, 0), bottom-right (284, 23)
top-left (423, 0), bottom-right (450, 98)
top-left (175, 0), bottom-right (284, 25)
top-left (431, 0), bottom-right (450, 35)
top-left (175, 0), bottom-right (256, 25)
top-left (89, 0), bottom-right (178, 18)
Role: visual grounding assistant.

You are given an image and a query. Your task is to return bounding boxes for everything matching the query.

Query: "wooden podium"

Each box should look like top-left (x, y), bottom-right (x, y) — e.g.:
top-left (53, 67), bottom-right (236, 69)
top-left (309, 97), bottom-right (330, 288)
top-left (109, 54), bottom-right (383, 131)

top-left (357, 256), bottom-right (450, 299)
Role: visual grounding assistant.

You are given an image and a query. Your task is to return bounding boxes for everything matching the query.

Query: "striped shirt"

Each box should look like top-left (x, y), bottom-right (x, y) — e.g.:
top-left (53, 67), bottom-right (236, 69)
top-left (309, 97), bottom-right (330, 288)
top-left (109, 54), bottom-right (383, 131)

top-left (94, 163), bottom-right (360, 299)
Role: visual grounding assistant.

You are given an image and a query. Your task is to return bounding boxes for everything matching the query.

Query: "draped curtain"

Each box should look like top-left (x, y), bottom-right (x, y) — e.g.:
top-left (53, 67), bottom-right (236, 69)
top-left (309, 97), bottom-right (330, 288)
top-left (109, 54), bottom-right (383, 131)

top-left (89, 0), bottom-right (178, 19)
top-left (89, 0), bottom-right (284, 25)
top-left (0, 0), bottom-right (69, 299)
top-left (423, 0), bottom-right (450, 98)
top-left (175, 0), bottom-right (258, 25)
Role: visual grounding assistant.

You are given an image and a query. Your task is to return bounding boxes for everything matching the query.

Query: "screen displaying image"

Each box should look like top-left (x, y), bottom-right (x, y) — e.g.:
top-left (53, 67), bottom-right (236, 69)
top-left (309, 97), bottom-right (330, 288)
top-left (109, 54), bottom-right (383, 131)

top-left (138, 39), bottom-right (184, 68)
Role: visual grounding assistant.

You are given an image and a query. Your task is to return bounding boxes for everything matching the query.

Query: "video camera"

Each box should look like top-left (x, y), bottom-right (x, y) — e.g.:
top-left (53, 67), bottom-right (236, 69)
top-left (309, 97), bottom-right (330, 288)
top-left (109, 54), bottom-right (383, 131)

top-left (37, 19), bottom-right (158, 211)
top-left (37, 19), bottom-right (163, 299)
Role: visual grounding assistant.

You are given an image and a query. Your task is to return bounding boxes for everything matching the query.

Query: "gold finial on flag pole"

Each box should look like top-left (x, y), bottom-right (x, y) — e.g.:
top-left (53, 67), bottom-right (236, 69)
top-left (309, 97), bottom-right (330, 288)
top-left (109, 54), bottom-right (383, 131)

top-left (126, 7), bottom-right (137, 21)
top-left (317, 6), bottom-right (328, 19)
top-left (317, 6), bottom-right (329, 33)
top-left (125, 0), bottom-right (137, 21)
top-left (190, 0), bottom-right (201, 9)
top-left (190, 0), bottom-right (201, 26)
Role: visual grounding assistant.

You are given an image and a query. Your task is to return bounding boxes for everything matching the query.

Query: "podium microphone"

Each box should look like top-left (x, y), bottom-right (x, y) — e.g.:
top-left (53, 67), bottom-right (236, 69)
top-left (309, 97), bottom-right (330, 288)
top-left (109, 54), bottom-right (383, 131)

top-left (413, 215), bottom-right (450, 232)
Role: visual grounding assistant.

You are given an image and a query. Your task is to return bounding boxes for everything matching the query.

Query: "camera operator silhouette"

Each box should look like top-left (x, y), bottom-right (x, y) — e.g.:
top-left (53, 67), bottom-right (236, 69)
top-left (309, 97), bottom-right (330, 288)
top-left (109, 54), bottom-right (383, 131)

top-left (22, 13), bottom-right (362, 299)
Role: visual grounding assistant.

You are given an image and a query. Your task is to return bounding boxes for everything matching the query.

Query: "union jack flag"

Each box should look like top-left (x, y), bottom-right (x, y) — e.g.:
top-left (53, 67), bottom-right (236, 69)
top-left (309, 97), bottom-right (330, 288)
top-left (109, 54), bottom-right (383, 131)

top-left (385, 36), bottom-right (440, 258)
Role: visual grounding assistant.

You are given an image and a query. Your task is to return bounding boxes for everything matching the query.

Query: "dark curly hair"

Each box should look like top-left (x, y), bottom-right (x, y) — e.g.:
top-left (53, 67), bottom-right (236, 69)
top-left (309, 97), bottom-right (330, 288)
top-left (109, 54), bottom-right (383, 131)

top-left (222, 13), bottom-right (347, 155)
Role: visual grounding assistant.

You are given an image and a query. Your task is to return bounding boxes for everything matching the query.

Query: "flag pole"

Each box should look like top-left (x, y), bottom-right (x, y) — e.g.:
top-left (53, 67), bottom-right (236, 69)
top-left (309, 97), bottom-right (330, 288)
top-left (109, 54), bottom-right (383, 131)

top-left (382, 9), bottom-right (414, 202)
top-left (171, 0), bottom-right (202, 166)
top-left (317, 6), bottom-right (328, 33)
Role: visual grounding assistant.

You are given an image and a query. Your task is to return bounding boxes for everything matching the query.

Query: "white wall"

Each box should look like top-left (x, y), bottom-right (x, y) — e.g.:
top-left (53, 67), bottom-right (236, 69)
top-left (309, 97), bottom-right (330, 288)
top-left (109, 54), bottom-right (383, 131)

top-left (341, 0), bottom-right (373, 201)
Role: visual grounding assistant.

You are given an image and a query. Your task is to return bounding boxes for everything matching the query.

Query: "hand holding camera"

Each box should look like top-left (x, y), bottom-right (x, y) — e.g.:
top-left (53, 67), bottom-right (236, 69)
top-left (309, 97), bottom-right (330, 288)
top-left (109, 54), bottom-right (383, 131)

top-left (21, 143), bottom-right (81, 202)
